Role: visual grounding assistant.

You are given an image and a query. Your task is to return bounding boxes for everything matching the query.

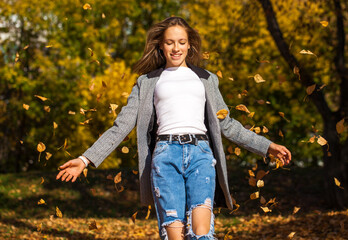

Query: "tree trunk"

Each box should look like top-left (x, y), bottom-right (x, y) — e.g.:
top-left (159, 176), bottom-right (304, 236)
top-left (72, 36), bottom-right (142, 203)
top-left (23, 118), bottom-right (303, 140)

top-left (257, 0), bottom-right (347, 208)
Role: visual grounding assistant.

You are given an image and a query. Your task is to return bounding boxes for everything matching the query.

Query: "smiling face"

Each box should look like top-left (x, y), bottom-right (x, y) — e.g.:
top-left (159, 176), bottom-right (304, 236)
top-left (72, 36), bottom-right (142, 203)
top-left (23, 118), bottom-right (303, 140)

top-left (160, 25), bottom-right (190, 68)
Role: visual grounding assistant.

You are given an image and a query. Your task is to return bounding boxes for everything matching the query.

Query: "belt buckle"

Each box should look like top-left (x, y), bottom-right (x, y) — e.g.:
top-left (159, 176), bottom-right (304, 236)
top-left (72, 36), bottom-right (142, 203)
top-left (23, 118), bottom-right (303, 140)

top-left (178, 134), bottom-right (192, 144)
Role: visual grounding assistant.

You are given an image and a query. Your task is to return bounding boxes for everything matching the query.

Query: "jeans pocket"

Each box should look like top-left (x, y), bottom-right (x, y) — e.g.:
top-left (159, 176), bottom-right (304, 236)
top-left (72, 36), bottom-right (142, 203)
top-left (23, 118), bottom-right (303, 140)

top-left (153, 141), bottom-right (169, 157)
top-left (197, 140), bottom-right (213, 155)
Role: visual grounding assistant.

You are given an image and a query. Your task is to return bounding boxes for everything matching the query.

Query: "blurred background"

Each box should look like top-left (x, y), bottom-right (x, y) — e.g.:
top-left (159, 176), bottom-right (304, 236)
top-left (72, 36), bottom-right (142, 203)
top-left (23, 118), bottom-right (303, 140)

top-left (0, 0), bottom-right (347, 239)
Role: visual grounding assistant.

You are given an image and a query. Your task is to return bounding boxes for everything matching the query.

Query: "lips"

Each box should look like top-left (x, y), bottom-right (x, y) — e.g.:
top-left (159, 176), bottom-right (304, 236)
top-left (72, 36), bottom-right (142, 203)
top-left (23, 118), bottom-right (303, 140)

top-left (170, 53), bottom-right (182, 60)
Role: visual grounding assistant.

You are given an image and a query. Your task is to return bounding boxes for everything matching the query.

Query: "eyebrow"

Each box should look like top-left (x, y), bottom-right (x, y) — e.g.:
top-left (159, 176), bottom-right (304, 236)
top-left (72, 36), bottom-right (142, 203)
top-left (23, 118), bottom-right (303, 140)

top-left (164, 39), bottom-right (187, 41)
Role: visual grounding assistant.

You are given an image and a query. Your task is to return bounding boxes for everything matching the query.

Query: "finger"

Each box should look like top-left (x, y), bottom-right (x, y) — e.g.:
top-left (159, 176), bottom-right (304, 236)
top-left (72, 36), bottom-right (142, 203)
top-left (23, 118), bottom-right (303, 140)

top-left (59, 161), bottom-right (71, 169)
top-left (65, 174), bottom-right (73, 182)
top-left (61, 172), bottom-right (69, 181)
top-left (56, 170), bottom-right (65, 180)
top-left (72, 176), bottom-right (77, 183)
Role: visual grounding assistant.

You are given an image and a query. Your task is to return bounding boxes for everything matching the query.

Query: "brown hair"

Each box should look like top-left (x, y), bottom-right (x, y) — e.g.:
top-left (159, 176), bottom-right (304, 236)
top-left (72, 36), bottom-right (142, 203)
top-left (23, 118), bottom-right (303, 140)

top-left (132, 16), bottom-right (202, 75)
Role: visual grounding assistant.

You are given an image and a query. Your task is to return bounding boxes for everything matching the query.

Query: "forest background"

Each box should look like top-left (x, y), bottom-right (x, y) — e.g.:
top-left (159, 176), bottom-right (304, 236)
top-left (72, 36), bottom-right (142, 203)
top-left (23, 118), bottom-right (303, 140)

top-left (0, 0), bottom-right (348, 239)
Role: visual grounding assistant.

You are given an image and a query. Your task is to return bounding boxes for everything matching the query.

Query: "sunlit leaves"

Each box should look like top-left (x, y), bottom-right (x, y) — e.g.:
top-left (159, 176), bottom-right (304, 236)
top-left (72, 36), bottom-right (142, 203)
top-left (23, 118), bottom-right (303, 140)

top-left (260, 206), bottom-right (271, 213)
top-left (83, 3), bottom-right (92, 10)
top-left (110, 104), bottom-right (118, 117)
top-left (320, 21), bottom-right (329, 27)
top-left (34, 95), bottom-right (49, 101)
top-left (257, 180), bottom-right (264, 188)
top-left (38, 199), bottom-right (46, 205)
top-left (288, 232), bottom-right (296, 239)
top-left (235, 104), bottom-right (250, 113)
top-left (56, 206), bottom-right (63, 218)
top-left (334, 177), bottom-right (344, 189)
top-left (216, 109), bottom-right (228, 119)
top-left (89, 220), bottom-right (102, 231)
top-left (23, 104), bottom-right (30, 110)
top-left (253, 74), bottom-right (266, 83)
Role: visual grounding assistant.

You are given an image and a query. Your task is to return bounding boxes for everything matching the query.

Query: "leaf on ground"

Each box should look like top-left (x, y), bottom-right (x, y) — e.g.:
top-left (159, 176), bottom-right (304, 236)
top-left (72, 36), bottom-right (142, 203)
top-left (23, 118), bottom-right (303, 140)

top-left (249, 177), bottom-right (256, 187)
top-left (248, 112), bottom-right (255, 118)
top-left (89, 220), bottom-right (102, 231)
top-left (288, 232), bottom-right (296, 239)
top-left (262, 126), bottom-right (269, 133)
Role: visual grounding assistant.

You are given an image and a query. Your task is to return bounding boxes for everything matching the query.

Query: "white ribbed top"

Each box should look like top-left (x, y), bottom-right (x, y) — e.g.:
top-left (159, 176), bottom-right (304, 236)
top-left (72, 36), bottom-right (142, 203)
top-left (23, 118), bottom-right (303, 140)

top-left (154, 66), bottom-right (207, 135)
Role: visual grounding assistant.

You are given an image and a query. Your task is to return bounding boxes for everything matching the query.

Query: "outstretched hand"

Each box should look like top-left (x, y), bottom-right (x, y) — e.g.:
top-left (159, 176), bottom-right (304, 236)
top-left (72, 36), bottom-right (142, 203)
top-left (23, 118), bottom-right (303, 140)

top-left (267, 143), bottom-right (291, 165)
top-left (56, 158), bottom-right (85, 182)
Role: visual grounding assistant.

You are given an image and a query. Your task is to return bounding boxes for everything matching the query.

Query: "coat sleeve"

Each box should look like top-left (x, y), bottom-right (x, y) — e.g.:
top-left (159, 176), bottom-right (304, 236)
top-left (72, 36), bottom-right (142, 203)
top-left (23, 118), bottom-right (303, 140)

top-left (211, 73), bottom-right (272, 157)
top-left (82, 75), bottom-right (144, 168)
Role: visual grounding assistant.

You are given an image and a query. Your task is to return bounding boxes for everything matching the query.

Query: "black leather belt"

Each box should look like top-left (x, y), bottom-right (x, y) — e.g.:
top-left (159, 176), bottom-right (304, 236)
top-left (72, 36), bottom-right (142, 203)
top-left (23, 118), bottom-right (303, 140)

top-left (156, 134), bottom-right (208, 145)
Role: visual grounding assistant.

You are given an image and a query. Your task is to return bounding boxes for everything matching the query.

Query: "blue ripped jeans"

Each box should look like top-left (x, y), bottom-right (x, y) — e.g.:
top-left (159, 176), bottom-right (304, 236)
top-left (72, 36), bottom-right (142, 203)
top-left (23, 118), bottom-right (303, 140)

top-left (150, 139), bottom-right (217, 240)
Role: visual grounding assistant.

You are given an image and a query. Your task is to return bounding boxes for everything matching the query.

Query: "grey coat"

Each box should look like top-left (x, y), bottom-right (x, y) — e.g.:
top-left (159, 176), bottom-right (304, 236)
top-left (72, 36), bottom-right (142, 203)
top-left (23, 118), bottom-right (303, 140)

top-left (83, 63), bottom-right (272, 210)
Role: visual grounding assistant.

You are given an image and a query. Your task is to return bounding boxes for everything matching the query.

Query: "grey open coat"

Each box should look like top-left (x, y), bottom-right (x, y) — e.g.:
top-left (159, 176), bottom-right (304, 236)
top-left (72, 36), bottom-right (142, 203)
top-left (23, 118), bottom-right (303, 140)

top-left (83, 63), bottom-right (272, 210)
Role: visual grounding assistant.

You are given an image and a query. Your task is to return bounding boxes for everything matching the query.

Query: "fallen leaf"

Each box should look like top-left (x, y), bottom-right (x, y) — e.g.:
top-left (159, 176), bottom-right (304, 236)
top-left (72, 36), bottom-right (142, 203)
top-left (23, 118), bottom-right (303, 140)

top-left (89, 220), bottom-right (102, 231)
top-left (83, 3), bottom-right (92, 10)
top-left (87, 48), bottom-right (94, 57)
top-left (114, 172), bottom-right (122, 184)
top-left (257, 180), bottom-right (264, 188)
top-left (235, 104), bottom-right (250, 113)
top-left (336, 119), bottom-right (345, 134)
top-left (56, 206), bottom-right (63, 218)
top-left (306, 84), bottom-right (316, 95)
top-left (15, 52), bottom-right (20, 62)
top-left (37, 223), bottom-right (42, 232)
top-left (317, 136), bottom-right (327, 146)
top-left (250, 191), bottom-right (259, 200)
top-left (216, 109), bottom-right (228, 119)
top-left (23, 104), bottom-right (30, 110)
top-left (320, 21), bottom-right (329, 27)
top-left (293, 206), bottom-right (301, 214)
top-left (121, 92), bottom-right (129, 98)
top-left (254, 74), bottom-right (266, 83)
top-left (121, 146), bottom-right (129, 153)
top-left (34, 95), bottom-right (49, 101)
top-left (228, 77), bottom-right (234, 81)
top-left (288, 232), bottom-right (296, 239)
top-left (202, 52), bottom-right (210, 59)
top-left (334, 177), bottom-right (344, 189)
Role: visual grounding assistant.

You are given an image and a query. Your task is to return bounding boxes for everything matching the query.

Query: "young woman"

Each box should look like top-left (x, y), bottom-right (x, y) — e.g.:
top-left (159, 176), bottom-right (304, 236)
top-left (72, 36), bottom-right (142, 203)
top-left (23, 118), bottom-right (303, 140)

top-left (56, 17), bottom-right (291, 240)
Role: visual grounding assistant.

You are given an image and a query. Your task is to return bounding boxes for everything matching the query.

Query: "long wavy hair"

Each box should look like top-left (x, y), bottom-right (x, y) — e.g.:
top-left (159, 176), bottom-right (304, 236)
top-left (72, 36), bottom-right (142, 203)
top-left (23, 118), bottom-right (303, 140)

top-left (133, 17), bottom-right (202, 75)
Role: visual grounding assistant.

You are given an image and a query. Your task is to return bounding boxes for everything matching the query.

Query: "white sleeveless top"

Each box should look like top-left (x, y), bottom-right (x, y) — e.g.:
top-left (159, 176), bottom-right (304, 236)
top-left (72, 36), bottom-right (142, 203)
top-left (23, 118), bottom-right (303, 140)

top-left (154, 66), bottom-right (207, 135)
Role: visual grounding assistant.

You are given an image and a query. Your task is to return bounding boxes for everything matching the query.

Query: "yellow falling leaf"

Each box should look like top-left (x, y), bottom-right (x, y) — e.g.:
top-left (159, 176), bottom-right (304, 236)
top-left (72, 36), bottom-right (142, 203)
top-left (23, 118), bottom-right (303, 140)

top-left (114, 172), bottom-right (122, 184)
top-left (20, 140), bottom-right (23, 144)
top-left (320, 21), bottom-right (329, 27)
top-left (257, 180), bottom-right (264, 188)
top-left (83, 168), bottom-right (88, 178)
top-left (23, 104), bottom-right (30, 110)
top-left (262, 126), bottom-right (269, 133)
top-left (288, 232), bottom-right (296, 239)
top-left (216, 109), bottom-right (228, 119)
top-left (145, 205), bottom-right (151, 220)
top-left (260, 206), bottom-right (272, 213)
top-left (34, 95), bottom-right (49, 101)
top-left (217, 70), bottom-right (223, 78)
top-left (299, 49), bottom-right (317, 58)
top-left (40, 177), bottom-right (44, 184)
top-left (308, 136), bottom-right (315, 143)
top-left (68, 111), bottom-right (76, 115)
top-left (44, 106), bottom-right (51, 112)
top-left (317, 135), bottom-right (327, 146)
top-left (121, 92), bottom-right (129, 98)
top-left (56, 206), bottom-right (63, 218)
top-left (334, 177), bottom-right (344, 189)
top-left (202, 52), bottom-right (210, 59)
top-left (83, 3), bottom-right (92, 10)
top-left (132, 170), bottom-right (138, 175)
top-left (279, 130), bottom-right (284, 138)
top-left (234, 147), bottom-right (241, 156)
top-left (45, 152), bottom-right (52, 160)
top-left (293, 66), bottom-right (300, 80)
top-left (254, 127), bottom-right (261, 134)
top-left (293, 206), bottom-right (301, 214)
top-left (91, 59), bottom-right (100, 65)
top-left (45, 45), bottom-right (53, 48)
top-left (15, 52), bottom-right (20, 62)
top-left (253, 74), bottom-right (266, 83)
top-left (80, 118), bottom-right (92, 125)
top-left (38, 199), bottom-right (46, 205)
top-left (336, 119), bottom-right (345, 134)
top-left (306, 84), bottom-right (316, 95)
top-left (102, 13), bottom-right (106, 19)
top-left (110, 104), bottom-right (118, 117)
top-left (53, 122), bottom-right (58, 129)
top-left (87, 48), bottom-right (94, 57)
top-left (37, 142), bottom-right (46, 152)
top-left (121, 146), bottom-right (129, 153)
top-left (235, 104), bottom-right (250, 113)
top-left (23, 45), bottom-right (29, 50)
top-left (131, 211), bottom-right (138, 223)
top-left (228, 77), bottom-right (234, 81)
top-left (250, 191), bottom-right (259, 200)
top-left (248, 170), bottom-right (255, 177)
top-left (80, 108), bottom-right (86, 115)
top-left (248, 112), bottom-right (255, 118)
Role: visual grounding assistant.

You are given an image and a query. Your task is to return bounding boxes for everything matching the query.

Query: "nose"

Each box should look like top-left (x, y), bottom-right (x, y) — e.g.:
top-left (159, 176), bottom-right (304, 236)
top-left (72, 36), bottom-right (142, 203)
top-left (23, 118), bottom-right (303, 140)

top-left (173, 43), bottom-right (179, 52)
